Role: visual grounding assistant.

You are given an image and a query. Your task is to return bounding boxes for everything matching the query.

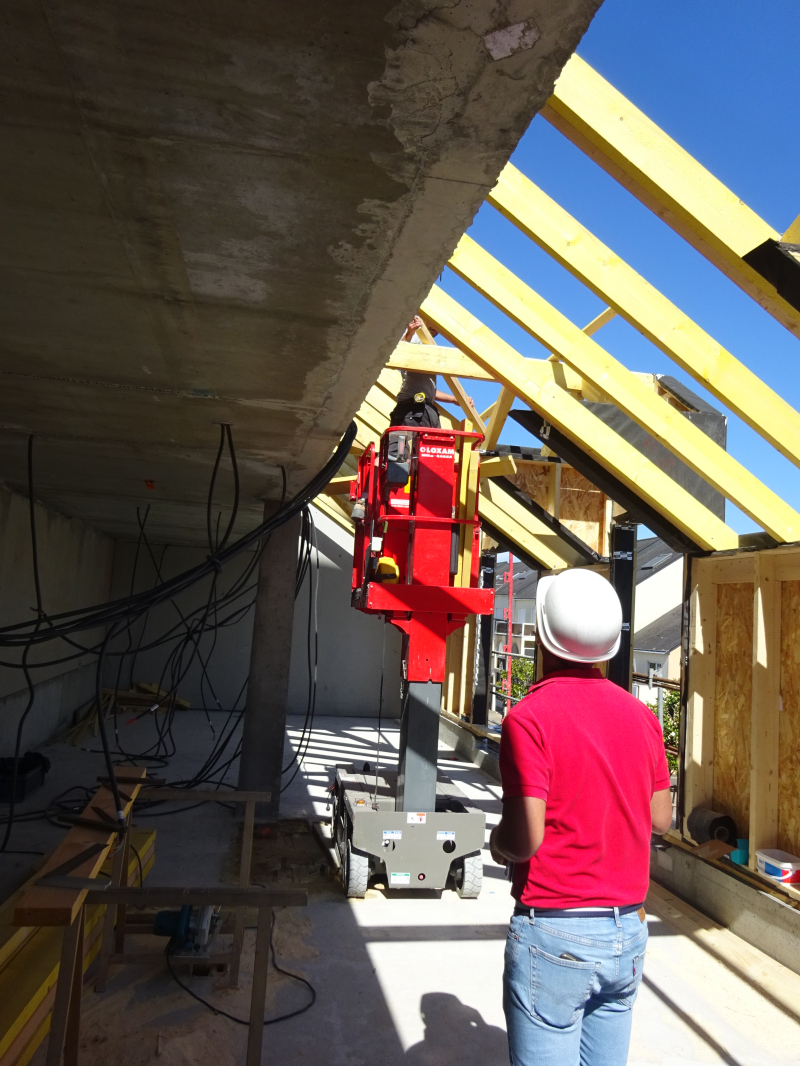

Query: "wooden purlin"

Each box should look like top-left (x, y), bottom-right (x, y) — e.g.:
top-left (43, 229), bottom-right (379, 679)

top-left (421, 285), bottom-right (738, 552)
top-left (488, 164), bottom-right (800, 473)
top-left (448, 234), bottom-right (800, 544)
top-left (542, 54), bottom-right (800, 338)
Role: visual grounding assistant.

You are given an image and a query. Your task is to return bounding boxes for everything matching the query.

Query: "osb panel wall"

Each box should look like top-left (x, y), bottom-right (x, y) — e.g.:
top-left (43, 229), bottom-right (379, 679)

top-left (779, 580), bottom-right (800, 856)
top-left (508, 465), bottom-right (605, 554)
top-left (713, 582), bottom-right (753, 837)
top-left (560, 468), bottom-right (605, 554)
top-left (507, 464), bottom-right (548, 507)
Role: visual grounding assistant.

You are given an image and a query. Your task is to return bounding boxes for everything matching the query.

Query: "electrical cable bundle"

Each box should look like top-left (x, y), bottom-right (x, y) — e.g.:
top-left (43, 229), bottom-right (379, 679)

top-left (0, 420), bottom-right (357, 851)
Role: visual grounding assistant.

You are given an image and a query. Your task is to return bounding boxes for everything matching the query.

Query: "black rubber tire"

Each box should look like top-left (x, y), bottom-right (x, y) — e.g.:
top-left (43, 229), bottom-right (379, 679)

top-left (454, 852), bottom-right (482, 899)
top-left (345, 839), bottom-right (370, 898)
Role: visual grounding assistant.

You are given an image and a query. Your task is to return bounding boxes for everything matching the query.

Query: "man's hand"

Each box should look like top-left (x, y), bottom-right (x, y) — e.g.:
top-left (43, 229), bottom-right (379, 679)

top-left (403, 315), bottom-right (423, 341)
top-left (489, 825), bottom-right (507, 865)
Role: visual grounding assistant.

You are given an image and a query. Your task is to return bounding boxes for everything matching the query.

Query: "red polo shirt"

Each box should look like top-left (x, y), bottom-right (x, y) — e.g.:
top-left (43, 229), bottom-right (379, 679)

top-left (499, 667), bottom-right (671, 909)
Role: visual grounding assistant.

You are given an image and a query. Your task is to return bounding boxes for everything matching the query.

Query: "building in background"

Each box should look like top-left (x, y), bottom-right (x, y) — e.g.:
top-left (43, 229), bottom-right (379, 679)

top-left (633, 537), bottom-right (684, 703)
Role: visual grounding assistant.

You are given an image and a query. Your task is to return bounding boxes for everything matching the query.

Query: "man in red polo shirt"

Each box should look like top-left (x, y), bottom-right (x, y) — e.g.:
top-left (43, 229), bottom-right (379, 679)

top-left (490, 568), bottom-right (672, 1066)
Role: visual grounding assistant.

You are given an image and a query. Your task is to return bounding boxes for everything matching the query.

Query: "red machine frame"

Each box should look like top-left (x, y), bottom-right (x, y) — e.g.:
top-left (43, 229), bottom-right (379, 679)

top-left (350, 425), bottom-right (494, 684)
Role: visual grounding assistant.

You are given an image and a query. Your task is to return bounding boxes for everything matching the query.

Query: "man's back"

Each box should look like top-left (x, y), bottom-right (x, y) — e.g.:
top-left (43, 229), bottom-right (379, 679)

top-left (500, 666), bottom-right (671, 908)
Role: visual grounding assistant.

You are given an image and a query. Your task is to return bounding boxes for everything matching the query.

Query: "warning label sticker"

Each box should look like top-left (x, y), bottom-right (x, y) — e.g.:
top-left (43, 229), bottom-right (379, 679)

top-left (407, 812), bottom-right (426, 824)
top-left (436, 830), bottom-right (455, 841)
top-left (390, 872), bottom-right (411, 886)
top-left (383, 829), bottom-right (402, 840)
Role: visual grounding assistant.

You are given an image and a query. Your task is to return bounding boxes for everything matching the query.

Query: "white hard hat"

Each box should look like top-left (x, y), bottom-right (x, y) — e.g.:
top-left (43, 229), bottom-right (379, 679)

top-left (536, 569), bottom-right (622, 663)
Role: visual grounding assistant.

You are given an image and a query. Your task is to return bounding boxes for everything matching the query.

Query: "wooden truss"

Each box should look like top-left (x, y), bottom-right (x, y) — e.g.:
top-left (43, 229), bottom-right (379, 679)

top-left (313, 53), bottom-right (800, 883)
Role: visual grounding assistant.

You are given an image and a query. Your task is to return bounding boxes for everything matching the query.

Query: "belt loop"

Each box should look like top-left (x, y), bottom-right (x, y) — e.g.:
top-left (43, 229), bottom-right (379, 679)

top-left (614, 906), bottom-right (621, 928)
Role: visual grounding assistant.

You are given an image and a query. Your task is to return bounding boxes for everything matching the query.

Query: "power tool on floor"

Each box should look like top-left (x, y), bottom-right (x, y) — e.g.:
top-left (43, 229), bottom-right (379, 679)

top-left (333, 424), bottom-right (494, 898)
top-left (153, 904), bottom-right (221, 958)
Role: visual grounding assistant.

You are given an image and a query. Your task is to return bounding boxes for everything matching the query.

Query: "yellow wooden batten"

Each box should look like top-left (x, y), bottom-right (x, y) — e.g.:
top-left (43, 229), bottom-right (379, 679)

top-left (448, 235), bottom-right (800, 543)
top-left (543, 54), bottom-right (800, 337)
top-left (488, 165), bottom-right (800, 472)
top-left (388, 340), bottom-right (495, 380)
top-left (420, 284), bottom-right (738, 552)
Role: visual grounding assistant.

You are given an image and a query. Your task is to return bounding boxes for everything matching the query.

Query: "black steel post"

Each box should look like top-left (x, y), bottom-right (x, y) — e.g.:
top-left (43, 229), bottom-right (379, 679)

top-left (607, 523), bottom-right (637, 690)
top-left (471, 547), bottom-right (497, 726)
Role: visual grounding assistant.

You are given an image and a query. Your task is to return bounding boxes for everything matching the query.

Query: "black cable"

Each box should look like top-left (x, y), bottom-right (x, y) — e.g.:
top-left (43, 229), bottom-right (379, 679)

top-left (1, 436), bottom-right (45, 854)
top-left (206, 425), bottom-right (226, 558)
top-left (165, 909), bottom-right (315, 1025)
top-left (0, 421), bottom-right (356, 648)
top-left (130, 841), bottom-right (144, 888)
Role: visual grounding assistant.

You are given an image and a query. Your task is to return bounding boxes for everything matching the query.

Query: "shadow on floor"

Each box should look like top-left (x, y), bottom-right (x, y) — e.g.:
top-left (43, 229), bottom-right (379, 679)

top-left (404, 993), bottom-right (508, 1066)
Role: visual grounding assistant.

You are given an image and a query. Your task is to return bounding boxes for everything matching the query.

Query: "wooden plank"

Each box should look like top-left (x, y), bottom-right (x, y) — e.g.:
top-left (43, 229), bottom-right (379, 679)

top-left (83, 887), bottom-right (306, 907)
top-left (422, 285), bottom-right (738, 552)
top-left (387, 341), bottom-right (495, 380)
top-left (448, 234), bottom-right (800, 543)
top-left (229, 798), bottom-right (255, 989)
top-left (478, 479), bottom-right (578, 571)
top-left (541, 54), bottom-right (800, 338)
top-left (443, 376), bottom-right (486, 437)
top-left (709, 554), bottom-right (756, 584)
top-left (713, 582), bottom-right (754, 839)
top-left (478, 455), bottom-right (518, 480)
top-left (749, 553), bottom-right (781, 868)
top-left (483, 386), bottom-right (515, 451)
top-left (138, 788), bottom-right (271, 803)
top-left (246, 908), bottom-right (272, 1066)
top-left (320, 475), bottom-right (356, 497)
top-left (683, 559), bottom-right (717, 840)
top-left (490, 162), bottom-right (800, 465)
top-left (779, 579), bottom-right (800, 858)
top-left (646, 881), bottom-right (800, 1016)
top-left (14, 769), bottom-right (147, 928)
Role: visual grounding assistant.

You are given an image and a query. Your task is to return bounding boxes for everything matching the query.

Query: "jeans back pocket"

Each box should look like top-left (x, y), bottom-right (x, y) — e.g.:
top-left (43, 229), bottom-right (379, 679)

top-left (531, 947), bottom-right (599, 1029)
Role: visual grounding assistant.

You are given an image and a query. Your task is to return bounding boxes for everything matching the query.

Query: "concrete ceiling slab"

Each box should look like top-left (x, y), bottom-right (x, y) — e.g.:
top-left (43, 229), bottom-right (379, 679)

top-left (0, 0), bottom-right (602, 545)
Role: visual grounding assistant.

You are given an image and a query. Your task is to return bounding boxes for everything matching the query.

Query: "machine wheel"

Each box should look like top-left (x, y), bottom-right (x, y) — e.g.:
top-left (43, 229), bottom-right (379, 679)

top-left (454, 852), bottom-right (482, 899)
top-left (344, 839), bottom-right (370, 898)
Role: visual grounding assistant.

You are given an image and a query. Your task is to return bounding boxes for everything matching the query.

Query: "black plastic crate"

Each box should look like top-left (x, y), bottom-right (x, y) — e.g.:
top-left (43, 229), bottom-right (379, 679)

top-left (0, 752), bottom-right (50, 803)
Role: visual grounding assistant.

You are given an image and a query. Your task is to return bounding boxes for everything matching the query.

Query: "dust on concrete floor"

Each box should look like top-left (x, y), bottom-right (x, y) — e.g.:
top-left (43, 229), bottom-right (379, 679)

top-left (16, 714), bottom-right (800, 1065)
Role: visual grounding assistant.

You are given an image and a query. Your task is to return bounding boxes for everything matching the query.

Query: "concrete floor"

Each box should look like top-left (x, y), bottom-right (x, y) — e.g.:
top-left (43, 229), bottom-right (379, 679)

top-left (5, 712), bottom-right (800, 1065)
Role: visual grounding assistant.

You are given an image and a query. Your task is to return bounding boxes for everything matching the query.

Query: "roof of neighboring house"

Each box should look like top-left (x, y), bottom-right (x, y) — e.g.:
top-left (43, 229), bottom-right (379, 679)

top-left (494, 559), bottom-right (538, 600)
top-left (634, 603), bottom-right (682, 654)
top-left (636, 537), bottom-right (682, 585)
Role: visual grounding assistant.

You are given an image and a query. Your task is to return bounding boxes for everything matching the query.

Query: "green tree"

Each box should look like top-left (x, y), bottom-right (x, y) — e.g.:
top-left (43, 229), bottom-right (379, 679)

top-left (510, 656), bottom-right (536, 701)
top-left (648, 690), bottom-right (680, 774)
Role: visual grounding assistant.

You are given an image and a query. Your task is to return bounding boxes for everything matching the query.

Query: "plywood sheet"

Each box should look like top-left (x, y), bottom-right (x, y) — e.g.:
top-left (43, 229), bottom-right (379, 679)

top-left (507, 464), bottom-right (548, 507)
top-left (779, 580), bottom-right (800, 857)
top-left (507, 465), bottom-right (605, 554)
top-left (712, 582), bottom-right (753, 837)
top-left (559, 467), bottom-right (605, 554)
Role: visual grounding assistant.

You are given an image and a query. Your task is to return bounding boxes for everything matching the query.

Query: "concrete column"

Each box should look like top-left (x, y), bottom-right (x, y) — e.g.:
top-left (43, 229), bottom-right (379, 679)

top-left (237, 509), bottom-right (300, 820)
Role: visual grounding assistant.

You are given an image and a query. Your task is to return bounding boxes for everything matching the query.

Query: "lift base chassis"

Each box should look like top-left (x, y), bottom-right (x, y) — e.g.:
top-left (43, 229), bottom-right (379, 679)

top-left (333, 768), bottom-right (485, 894)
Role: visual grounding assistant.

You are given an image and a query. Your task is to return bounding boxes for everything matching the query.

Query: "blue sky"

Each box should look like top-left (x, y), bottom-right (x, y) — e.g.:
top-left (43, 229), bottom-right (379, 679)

top-left (435, 0), bottom-right (800, 535)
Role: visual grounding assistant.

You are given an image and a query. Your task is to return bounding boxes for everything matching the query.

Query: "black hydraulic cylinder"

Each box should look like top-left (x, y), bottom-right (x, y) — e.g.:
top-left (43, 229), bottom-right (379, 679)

top-left (608, 524), bottom-right (637, 691)
top-left (396, 681), bottom-right (441, 812)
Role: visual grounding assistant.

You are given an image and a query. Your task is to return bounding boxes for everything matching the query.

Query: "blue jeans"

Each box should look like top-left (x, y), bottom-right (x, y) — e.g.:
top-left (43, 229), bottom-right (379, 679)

top-left (503, 910), bottom-right (648, 1066)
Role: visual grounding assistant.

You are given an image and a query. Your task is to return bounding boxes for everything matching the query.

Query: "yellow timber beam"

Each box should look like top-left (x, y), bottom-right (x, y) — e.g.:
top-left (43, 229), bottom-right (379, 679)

top-left (479, 479), bottom-right (577, 571)
top-left (479, 455), bottom-right (518, 479)
top-left (448, 236), bottom-right (800, 543)
top-left (320, 475), bottom-right (356, 497)
top-left (489, 165), bottom-right (800, 472)
top-left (388, 341), bottom-right (495, 380)
top-left (421, 284), bottom-right (738, 552)
top-left (543, 54), bottom-right (800, 337)
top-left (313, 494), bottom-right (355, 534)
